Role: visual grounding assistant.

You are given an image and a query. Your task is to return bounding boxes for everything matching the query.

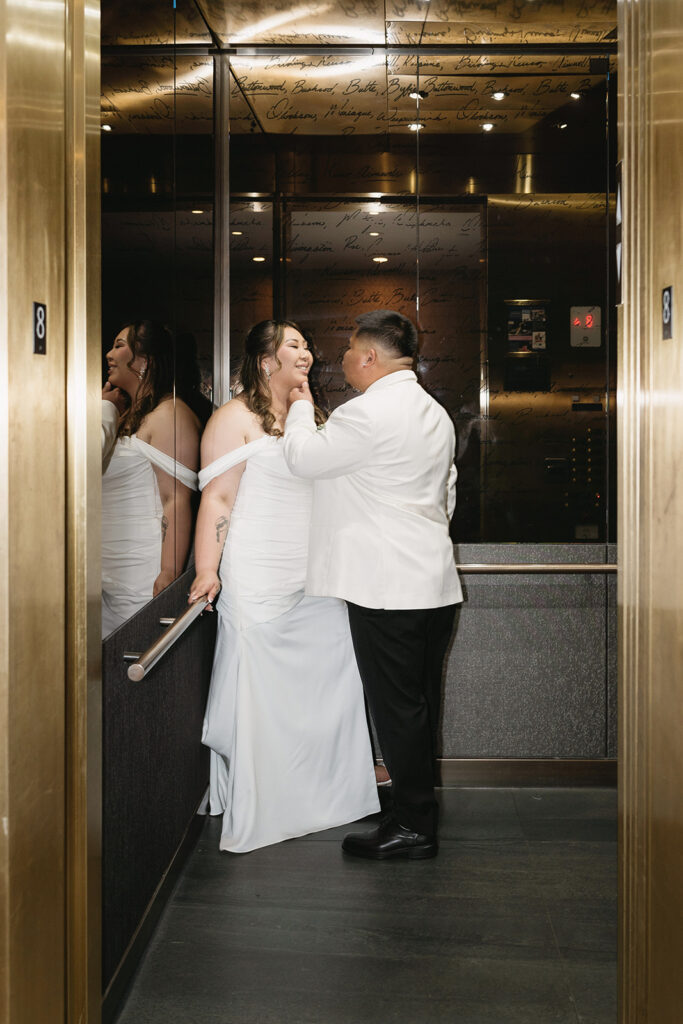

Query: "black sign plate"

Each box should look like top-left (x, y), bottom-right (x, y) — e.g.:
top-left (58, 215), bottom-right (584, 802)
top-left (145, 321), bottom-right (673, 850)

top-left (33, 302), bottom-right (46, 354)
top-left (662, 286), bottom-right (673, 340)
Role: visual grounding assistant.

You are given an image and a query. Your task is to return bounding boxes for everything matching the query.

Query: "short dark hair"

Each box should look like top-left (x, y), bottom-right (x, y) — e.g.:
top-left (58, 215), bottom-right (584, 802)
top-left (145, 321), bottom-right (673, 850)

top-left (354, 309), bottom-right (418, 359)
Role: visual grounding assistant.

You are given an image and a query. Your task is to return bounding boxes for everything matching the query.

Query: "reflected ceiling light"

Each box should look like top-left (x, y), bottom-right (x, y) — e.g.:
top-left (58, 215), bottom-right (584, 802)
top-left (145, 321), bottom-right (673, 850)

top-left (252, 256), bottom-right (266, 262)
top-left (570, 91), bottom-right (581, 100)
top-left (368, 192), bottom-right (382, 198)
top-left (492, 91), bottom-right (506, 101)
top-left (192, 209), bottom-right (204, 214)
top-left (369, 204), bottom-right (382, 215)
top-left (409, 90), bottom-right (428, 100)
top-left (230, 4), bottom-right (332, 43)
top-left (369, 231), bottom-right (380, 236)
top-left (231, 11), bottom-right (384, 46)
top-left (101, 123), bottom-right (112, 131)
top-left (481, 123), bottom-right (494, 132)
top-left (231, 230), bottom-right (243, 235)
top-left (408, 122), bottom-right (424, 131)
top-left (372, 256), bottom-right (388, 263)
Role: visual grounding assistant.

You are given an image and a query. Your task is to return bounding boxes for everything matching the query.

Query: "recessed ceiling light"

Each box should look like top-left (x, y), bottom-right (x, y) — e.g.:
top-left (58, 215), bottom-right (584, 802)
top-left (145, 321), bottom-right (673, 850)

top-left (492, 91), bottom-right (506, 101)
top-left (101, 124), bottom-right (112, 131)
top-left (369, 232), bottom-right (380, 236)
top-left (409, 90), bottom-right (428, 100)
top-left (373, 256), bottom-right (388, 263)
top-left (231, 230), bottom-right (243, 235)
top-left (408, 122), bottom-right (424, 131)
top-left (191, 209), bottom-right (204, 214)
top-left (559, 122), bottom-right (568, 129)
top-left (252, 256), bottom-right (266, 262)
top-left (570, 92), bottom-right (581, 100)
top-left (481, 123), bottom-right (494, 132)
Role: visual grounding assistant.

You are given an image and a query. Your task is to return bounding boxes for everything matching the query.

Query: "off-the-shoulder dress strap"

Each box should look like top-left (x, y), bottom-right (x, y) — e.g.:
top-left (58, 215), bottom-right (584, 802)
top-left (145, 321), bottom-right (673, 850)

top-left (132, 436), bottom-right (198, 490)
top-left (199, 434), bottom-right (275, 491)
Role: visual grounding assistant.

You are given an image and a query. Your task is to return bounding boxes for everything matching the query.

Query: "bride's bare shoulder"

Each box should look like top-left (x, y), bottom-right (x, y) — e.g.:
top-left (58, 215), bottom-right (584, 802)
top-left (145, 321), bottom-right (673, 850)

top-left (209, 396), bottom-right (261, 433)
top-left (202, 396), bottom-right (264, 454)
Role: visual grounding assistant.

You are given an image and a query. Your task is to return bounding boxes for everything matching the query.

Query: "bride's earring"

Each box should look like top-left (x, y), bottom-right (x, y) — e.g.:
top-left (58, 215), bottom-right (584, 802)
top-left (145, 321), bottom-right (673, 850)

top-left (263, 363), bottom-right (271, 380)
top-left (137, 361), bottom-right (147, 381)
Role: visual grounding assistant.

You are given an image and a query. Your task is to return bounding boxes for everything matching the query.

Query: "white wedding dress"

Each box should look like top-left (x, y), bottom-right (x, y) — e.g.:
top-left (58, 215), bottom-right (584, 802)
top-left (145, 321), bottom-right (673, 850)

top-left (200, 435), bottom-right (379, 853)
top-left (102, 435), bottom-right (198, 637)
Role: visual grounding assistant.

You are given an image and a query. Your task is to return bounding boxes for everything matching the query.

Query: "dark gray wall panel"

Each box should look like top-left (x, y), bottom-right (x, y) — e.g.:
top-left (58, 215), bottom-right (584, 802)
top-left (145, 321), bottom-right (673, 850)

top-left (102, 569), bottom-right (216, 990)
top-left (439, 545), bottom-right (615, 759)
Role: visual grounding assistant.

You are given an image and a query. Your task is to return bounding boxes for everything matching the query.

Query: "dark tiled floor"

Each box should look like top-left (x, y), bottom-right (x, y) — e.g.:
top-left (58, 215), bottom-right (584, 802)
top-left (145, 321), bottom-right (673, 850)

top-left (115, 788), bottom-right (617, 1024)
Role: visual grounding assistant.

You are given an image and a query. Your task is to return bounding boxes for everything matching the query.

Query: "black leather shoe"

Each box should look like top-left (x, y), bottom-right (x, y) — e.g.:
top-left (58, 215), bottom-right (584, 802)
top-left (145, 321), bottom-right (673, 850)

top-left (342, 818), bottom-right (438, 860)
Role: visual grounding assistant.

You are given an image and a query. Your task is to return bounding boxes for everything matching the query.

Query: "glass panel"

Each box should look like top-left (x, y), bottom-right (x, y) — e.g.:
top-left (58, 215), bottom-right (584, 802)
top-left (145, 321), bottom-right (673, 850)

top-left (100, 43), bottom-right (214, 638)
top-left (225, 47), bottom-right (615, 544)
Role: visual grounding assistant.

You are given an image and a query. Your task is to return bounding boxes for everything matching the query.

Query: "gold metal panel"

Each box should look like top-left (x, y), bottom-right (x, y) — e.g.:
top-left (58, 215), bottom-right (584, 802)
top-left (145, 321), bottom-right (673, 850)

top-left (1, 0), bottom-right (67, 1017)
top-left (1, 0), bottom-right (101, 1019)
top-left (619, 0), bottom-right (683, 1016)
top-left (66, 1), bottom-right (102, 1020)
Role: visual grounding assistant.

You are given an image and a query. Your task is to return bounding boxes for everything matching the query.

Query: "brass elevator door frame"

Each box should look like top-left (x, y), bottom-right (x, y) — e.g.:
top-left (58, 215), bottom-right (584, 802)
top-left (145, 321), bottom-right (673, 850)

top-left (0, 1), bottom-right (102, 1022)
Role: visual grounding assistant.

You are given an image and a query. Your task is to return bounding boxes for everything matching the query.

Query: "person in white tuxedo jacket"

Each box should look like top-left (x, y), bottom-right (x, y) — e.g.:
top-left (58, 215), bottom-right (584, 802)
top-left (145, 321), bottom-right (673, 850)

top-left (284, 309), bottom-right (462, 860)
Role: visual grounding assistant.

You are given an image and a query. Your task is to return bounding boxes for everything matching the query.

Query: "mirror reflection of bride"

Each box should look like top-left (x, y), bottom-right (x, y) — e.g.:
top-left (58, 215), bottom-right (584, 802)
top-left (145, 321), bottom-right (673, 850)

top-left (101, 320), bottom-right (201, 638)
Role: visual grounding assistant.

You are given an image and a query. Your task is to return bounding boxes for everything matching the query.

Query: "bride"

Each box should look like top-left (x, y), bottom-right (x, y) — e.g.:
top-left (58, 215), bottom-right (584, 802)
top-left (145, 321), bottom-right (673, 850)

top-left (102, 320), bottom-right (201, 637)
top-left (189, 320), bottom-right (379, 853)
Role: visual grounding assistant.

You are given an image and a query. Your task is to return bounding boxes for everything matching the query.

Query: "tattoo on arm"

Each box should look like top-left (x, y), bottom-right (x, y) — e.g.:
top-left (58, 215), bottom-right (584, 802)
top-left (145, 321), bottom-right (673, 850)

top-left (215, 515), bottom-right (229, 543)
top-left (161, 515), bottom-right (169, 542)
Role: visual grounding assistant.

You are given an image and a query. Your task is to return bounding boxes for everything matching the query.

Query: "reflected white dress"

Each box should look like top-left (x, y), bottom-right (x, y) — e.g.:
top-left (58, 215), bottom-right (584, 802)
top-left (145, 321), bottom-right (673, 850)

top-left (200, 435), bottom-right (379, 853)
top-left (101, 435), bottom-right (198, 637)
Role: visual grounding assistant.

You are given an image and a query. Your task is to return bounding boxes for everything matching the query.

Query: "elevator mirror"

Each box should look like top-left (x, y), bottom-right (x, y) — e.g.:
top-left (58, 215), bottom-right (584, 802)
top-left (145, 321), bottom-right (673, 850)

top-left (227, 48), bottom-right (616, 543)
top-left (100, 22), bottom-right (215, 639)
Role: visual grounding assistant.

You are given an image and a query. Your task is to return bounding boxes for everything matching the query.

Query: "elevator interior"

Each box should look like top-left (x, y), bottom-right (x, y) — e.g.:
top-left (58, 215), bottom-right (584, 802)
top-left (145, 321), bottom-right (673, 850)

top-left (99, 0), bottom-right (617, 1013)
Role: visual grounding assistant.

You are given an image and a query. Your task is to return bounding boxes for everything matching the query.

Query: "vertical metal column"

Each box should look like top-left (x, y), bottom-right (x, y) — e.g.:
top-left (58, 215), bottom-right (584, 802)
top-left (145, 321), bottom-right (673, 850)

top-left (213, 55), bottom-right (231, 406)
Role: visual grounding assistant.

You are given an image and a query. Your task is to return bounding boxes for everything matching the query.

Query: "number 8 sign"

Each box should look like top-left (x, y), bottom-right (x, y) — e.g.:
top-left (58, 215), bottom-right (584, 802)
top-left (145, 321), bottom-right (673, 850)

top-left (662, 287), bottom-right (672, 340)
top-left (33, 302), bottom-right (47, 354)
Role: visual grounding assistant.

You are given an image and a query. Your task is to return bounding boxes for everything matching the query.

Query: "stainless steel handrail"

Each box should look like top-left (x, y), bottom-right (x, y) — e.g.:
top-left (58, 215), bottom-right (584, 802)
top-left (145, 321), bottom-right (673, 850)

top-left (126, 597), bottom-right (210, 682)
top-left (456, 563), bottom-right (616, 574)
top-left (125, 564), bottom-right (616, 680)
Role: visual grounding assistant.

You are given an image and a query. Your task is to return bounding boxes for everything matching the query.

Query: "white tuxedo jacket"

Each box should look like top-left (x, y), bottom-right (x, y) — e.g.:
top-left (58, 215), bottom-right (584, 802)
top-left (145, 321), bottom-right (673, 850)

top-left (283, 370), bottom-right (462, 610)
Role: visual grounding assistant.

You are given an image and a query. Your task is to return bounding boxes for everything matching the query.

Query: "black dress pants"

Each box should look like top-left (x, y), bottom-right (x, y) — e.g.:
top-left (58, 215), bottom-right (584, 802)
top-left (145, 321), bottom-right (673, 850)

top-left (346, 602), bottom-right (457, 837)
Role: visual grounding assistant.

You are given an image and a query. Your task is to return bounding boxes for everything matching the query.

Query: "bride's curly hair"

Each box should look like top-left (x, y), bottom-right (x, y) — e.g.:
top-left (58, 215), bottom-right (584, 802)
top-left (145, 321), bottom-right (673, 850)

top-left (236, 319), bottom-right (326, 436)
top-left (116, 320), bottom-right (209, 437)
top-left (117, 320), bottom-right (175, 437)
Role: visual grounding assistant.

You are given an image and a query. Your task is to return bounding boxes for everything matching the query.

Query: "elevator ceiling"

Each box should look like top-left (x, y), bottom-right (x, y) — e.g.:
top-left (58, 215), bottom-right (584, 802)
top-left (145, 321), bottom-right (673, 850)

top-left (101, 0), bottom-right (616, 135)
